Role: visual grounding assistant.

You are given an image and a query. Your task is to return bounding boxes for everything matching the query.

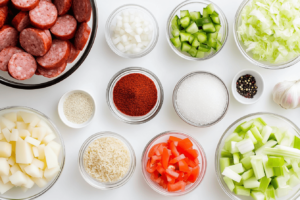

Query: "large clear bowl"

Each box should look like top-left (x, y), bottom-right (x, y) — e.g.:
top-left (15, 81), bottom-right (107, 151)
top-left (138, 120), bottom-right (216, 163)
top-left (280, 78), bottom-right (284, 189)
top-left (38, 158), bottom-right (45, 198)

top-left (0, 106), bottom-right (65, 200)
top-left (0, 0), bottom-right (98, 89)
top-left (166, 0), bottom-right (229, 61)
top-left (215, 112), bottom-right (300, 200)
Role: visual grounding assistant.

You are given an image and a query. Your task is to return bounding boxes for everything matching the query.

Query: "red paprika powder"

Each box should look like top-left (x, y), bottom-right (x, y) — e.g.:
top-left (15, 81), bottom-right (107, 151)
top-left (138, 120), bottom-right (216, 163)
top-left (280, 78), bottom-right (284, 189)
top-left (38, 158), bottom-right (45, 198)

top-left (113, 73), bottom-right (158, 116)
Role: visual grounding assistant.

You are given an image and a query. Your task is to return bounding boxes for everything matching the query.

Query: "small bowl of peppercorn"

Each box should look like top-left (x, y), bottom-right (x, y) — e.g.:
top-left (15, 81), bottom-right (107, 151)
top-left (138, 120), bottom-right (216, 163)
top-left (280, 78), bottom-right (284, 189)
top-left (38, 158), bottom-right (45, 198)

top-left (231, 69), bottom-right (264, 105)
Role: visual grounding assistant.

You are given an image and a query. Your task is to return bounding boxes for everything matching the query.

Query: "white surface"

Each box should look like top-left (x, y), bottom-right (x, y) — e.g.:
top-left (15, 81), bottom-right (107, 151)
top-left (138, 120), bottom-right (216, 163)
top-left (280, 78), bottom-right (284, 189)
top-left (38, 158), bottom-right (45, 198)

top-left (1, 0), bottom-right (300, 199)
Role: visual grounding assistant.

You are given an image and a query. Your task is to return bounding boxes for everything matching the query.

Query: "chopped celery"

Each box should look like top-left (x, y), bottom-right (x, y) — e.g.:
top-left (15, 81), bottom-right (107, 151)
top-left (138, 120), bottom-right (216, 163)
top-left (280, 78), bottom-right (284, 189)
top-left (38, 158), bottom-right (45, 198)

top-left (220, 157), bottom-right (230, 173)
top-left (262, 155), bottom-right (274, 178)
top-left (234, 186), bottom-right (250, 196)
top-left (235, 122), bottom-right (246, 133)
top-left (255, 140), bottom-right (277, 155)
top-left (267, 156), bottom-right (285, 167)
top-left (231, 141), bottom-right (239, 154)
top-left (263, 145), bottom-right (300, 159)
top-left (242, 151), bottom-right (255, 158)
top-left (251, 126), bottom-right (263, 142)
top-left (262, 126), bottom-right (272, 144)
top-left (266, 185), bottom-right (275, 199)
top-left (251, 191), bottom-right (265, 200)
top-left (244, 177), bottom-right (260, 188)
top-left (222, 167), bottom-right (242, 182)
top-left (228, 163), bottom-right (245, 174)
top-left (259, 177), bottom-right (271, 192)
top-left (251, 159), bottom-right (265, 180)
top-left (273, 167), bottom-right (284, 177)
top-left (275, 186), bottom-right (292, 197)
top-left (292, 160), bottom-right (300, 173)
top-left (223, 177), bottom-right (235, 192)
top-left (241, 120), bottom-right (254, 131)
top-left (233, 152), bottom-right (240, 164)
top-left (242, 169), bottom-right (254, 181)
top-left (288, 174), bottom-right (300, 187)
top-left (254, 141), bottom-right (264, 151)
top-left (241, 156), bottom-right (252, 170)
top-left (271, 176), bottom-right (287, 189)
top-left (294, 136), bottom-right (300, 150)
top-left (236, 139), bottom-right (255, 154)
top-left (246, 130), bottom-right (258, 144)
top-left (279, 131), bottom-right (294, 147)
top-left (221, 149), bottom-right (232, 157)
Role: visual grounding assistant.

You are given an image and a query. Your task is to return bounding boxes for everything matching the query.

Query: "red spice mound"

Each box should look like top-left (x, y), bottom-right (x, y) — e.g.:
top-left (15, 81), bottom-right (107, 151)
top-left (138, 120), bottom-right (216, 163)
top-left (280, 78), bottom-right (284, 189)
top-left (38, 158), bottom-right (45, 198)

top-left (113, 73), bottom-right (158, 116)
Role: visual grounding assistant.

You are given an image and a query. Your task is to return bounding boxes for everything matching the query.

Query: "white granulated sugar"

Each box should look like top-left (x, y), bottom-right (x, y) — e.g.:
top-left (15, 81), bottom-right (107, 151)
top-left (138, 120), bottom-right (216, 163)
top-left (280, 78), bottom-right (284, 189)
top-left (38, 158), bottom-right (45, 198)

top-left (176, 73), bottom-right (227, 125)
top-left (63, 92), bottom-right (94, 124)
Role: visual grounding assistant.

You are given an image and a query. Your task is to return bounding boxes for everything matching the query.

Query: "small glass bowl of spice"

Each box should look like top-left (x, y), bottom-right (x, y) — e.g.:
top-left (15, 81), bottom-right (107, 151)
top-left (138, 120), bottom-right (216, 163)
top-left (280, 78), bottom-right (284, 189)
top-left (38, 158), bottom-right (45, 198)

top-left (231, 69), bottom-right (264, 105)
top-left (78, 131), bottom-right (136, 190)
top-left (58, 90), bottom-right (96, 128)
top-left (106, 67), bottom-right (164, 124)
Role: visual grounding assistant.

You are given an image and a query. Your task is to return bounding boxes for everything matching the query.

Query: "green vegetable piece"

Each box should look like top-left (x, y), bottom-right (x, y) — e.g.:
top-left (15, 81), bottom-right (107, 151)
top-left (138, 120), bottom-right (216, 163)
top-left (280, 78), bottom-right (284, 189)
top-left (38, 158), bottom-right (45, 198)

top-left (234, 186), bottom-right (250, 196)
top-left (241, 156), bottom-right (252, 170)
top-left (192, 38), bottom-right (200, 47)
top-left (250, 191), bottom-right (265, 200)
top-left (267, 156), bottom-right (285, 167)
top-left (244, 177), bottom-right (260, 188)
top-left (254, 141), bottom-right (264, 151)
top-left (188, 34), bottom-right (195, 44)
top-left (171, 29), bottom-right (180, 37)
top-left (181, 42), bottom-right (191, 52)
top-left (190, 11), bottom-right (201, 21)
top-left (220, 157), bottom-right (230, 173)
top-left (180, 10), bottom-right (190, 18)
top-left (251, 126), bottom-right (263, 142)
top-left (171, 15), bottom-right (179, 30)
top-left (186, 22), bottom-right (199, 34)
top-left (221, 149), bottom-right (232, 157)
top-left (228, 163), bottom-right (245, 174)
top-left (197, 32), bottom-right (207, 43)
top-left (203, 7), bottom-right (209, 17)
top-left (179, 32), bottom-right (191, 42)
top-left (195, 17), bottom-right (212, 26)
top-left (206, 3), bottom-right (215, 14)
top-left (208, 32), bottom-right (218, 40)
top-left (211, 11), bottom-right (219, 16)
top-left (198, 44), bottom-right (211, 52)
top-left (262, 156), bottom-right (274, 178)
top-left (271, 176), bottom-right (286, 189)
top-left (234, 122), bottom-right (246, 133)
top-left (233, 152), bottom-right (240, 164)
top-left (215, 24), bottom-right (221, 32)
top-left (207, 37), bottom-right (217, 49)
top-left (273, 167), bottom-right (284, 177)
top-left (188, 46), bottom-right (197, 57)
top-left (242, 169), bottom-right (254, 181)
top-left (294, 136), bottom-right (300, 150)
top-left (266, 185), bottom-right (275, 199)
top-left (259, 177), bottom-right (271, 193)
top-left (196, 50), bottom-right (205, 58)
top-left (170, 37), bottom-right (181, 48)
top-left (210, 15), bottom-right (220, 24)
top-left (245, 130), bottom-right (258, 144)
top-left (268, 133), bottom-right (276, 141)
top-left (241, 120), bottom-right (254, 132)
top-left (180, 16), bottom-right (190, 28)
top-left (223, 177), bottom-right (235, 192)
top-left (251, 159), bottom-right (265, 180)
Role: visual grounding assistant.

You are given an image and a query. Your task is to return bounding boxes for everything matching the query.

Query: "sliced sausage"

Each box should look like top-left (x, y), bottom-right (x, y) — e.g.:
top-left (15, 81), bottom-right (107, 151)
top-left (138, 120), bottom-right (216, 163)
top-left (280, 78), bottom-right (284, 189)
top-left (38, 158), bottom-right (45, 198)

top-left (37, 62), bottom-right (66, 78)
top-left (41, 0), bottom-right (52, 2)
top-left (72, 0), bottom-right (91, 23)
top-left (12, 11), bottom-right (30, 32)
top-left (0, 46), bottom-right (24, 71)
top-left (74, 22), bottom-right (90, 50)
top-left (0, 25), bottom-right (18, 52)
top-left (50, 15), bottom-right (76, 40)
top-left (54, 0), bottom-right (71, 16)
top-left (36, 39), bottom-right (70, 69)
top-left (44, 29), bottom-right (52, 41)
top-left (0, 6), bottom-right (8, 29)
top-left (20, 28), bottom-right (52, 56)
top-left (67, 43), bottom-right (79, 63)
top-left (29, 1), bottom-right (57, 29)
top-left (8, 52), bottom-right (37, 80)
top-left (0, 0), bottom-right (9, 6)
top-left (11, 0), bottom-right (39, 11)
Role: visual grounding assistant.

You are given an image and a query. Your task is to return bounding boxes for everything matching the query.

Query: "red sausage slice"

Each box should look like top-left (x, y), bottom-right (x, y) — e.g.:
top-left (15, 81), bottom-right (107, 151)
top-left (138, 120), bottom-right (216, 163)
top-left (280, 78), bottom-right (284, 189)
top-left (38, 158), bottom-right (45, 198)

top-left (54, 0), bottom-right (71, 16)
top-left (72, 0), bottom-right (91, 23)
top-left (0, 46), bottom-right (24, 71)
top-left (11, 0), bottom-right (39, 11)
top-left (50, 15), bottom-right (77, 40)
top-left (20, 28), bottom-right (52, 56)
top-left (37, 62), bottom-right (66, 78)
top-left (67, 43), bottom-right (80, 63)
top-left (36, 39), bottom-right (70, 69)
top-left (0, 0), bottom-right (9, 7)
top-left (0, 6), bottom-right (8, 29)
top-left (8, 52), bottom-right (37, 80)
top-left (12, 11), bottom-right (30, 32)
top-left (29, 1), bottom-right (57, 29)
top-left (74, 22), bottom-right (90, 51)
top-left (0, 25), bottom-right (18, 52)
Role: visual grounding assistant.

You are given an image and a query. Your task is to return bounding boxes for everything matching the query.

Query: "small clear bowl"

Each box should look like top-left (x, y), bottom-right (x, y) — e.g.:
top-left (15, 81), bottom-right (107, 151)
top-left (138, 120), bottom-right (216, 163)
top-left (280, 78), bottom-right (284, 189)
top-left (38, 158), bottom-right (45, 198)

top-left (233, 0), bottom-right (300, 69)
top-left (78, 131), bottom-right (136, 190)
top-left (173, 71), bottom-right (229, 127)
top-left (0, 106), bottom-right (65, 200)
top-left (215, 112), bottom-right (300, 200)
top-left (166, 0), bottom-right (229, 61)
top-left (141, 131), bottom-right (207, 196)
top-left (106, 67), bottom-right (164, 124)
top-left (105, 4), bottom-right (159, 59)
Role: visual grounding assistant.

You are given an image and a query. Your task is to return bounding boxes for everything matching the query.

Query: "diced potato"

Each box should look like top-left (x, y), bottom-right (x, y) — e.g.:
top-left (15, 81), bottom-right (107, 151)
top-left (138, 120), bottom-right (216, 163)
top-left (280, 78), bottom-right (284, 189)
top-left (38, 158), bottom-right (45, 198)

top-left (32, 177), bottom-right (48, 188)
top-left (47, 141), bottom-right (61, 157)
top-left (17, 122), bottom-right (28, 130)
top-left (44, 146), bottom-right (58, 169)
top-left (23, 175), bottom-right (34, 189)
top-left (18, 112), bottom-right (36, 124)
top-left (32, 158), bottom-right (45, 169)
top-left (18, 164), bottom-right (29, 173)
top-left (7, 157), bottom-right (15, 166)
top-left (27, 117), bottom-right (40, 132)
top-left (37, 120), bottom-right (53, 135)
top-left (16, 138), bottom-right (33, 164)
top-left (0, 117), bottom-right (15, 131)
top-left (38, 144), bottom-right (45, 160)
top-left (32, 146), bottom-right (39, 158)
top-left (44, 166), bottom-right (60, 181)
top-left (32, 127), bottom-right (47, 141)
top-left (3, 113), bottom-right (17, 122)
top-left (25, 136), bottom-right (41, 147)
top-left (24, 164), bottom-right (41, 178)
top-left (2, 128), bottom-right (11, 142)
top-left (0, 141), bottom-right (12, 158)
top-left (1, 171), bottom-right (11, 184)
top-left (0, 179), bottom-right (14, 194)
top-left (10, 129), bottom-right (19, 141)
top-left (0, 133), bottom-right (3, 140)
top-left (42, 134), bottom-right (56, 145)
top-left (0, 158), bottom-right (10, 176)
top-left (10, 164), bottom-right (21, 174)
top-left (9, 171), bottom-right (27, 186)
top-left (16, 112), bottom-right (23, 122)
top-left (39, 169), bottom-right (43, 178)
top-left (19, 130), bottom-right (30, 139)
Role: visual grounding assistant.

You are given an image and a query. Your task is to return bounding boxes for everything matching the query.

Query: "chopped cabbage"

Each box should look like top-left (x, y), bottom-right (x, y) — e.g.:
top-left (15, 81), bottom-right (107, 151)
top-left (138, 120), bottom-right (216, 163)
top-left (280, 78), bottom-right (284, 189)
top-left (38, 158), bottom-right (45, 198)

top-left (238, 0), bottom-right (300, 63)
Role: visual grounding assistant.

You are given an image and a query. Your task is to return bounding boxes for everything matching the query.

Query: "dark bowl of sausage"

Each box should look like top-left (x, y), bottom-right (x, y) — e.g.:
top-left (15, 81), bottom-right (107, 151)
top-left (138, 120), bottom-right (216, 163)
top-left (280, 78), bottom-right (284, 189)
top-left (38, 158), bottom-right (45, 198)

top-left (0, 0), bottom-right (98, 89)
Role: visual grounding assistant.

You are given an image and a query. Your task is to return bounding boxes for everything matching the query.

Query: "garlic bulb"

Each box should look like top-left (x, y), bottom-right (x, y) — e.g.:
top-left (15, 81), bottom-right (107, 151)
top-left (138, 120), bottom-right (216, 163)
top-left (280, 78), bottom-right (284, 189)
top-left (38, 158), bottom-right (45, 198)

top-left (272, 80), bottom-right (300, 109)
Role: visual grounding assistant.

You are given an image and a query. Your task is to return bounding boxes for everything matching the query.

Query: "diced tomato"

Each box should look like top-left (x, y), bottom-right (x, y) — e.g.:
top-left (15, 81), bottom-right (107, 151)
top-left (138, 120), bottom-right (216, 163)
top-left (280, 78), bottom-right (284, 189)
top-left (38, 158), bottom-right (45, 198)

top-left (150, 170), bottom-right (160, 182)
top-left (183, 167), bottom-right (192, 182)
top-left (185, 157), bottom-right (197, 168)
top-left (166, 168), bottom-right (179, 178)
top-left (162, 147), bottom-right (170, 169)
top-left (169, 136), bottom-right (182, 146)
top-left (178, 160), bottom-right (189, 172)
top-left (159, 179), bottom-right (167, 189)
top-left (167, 149), bottom-right (172, 156)
top-left (150, 155), bottom-right (161, 165)
top-left (166, 174), bottom-right (175, 183)
top-left (177, 138), bottom-right (193, 152)
top-left (170, 154), bottom-right (185, 164)
top-left (167, 181), bottom-right (186, 192)
top-left (183, 148), bottom-right (199, 160)
top-left (156, 163), bottom-right (165, 175)
top-left (187, 166), bottom-right (200, 183)
top-left (148, 144), bottom-right (160, 157)
top-left (194, 157), bottom-right (199, 165)
top-left (176, 172), bottom-right (185, 182)
top-left (155, 177), bottom-right (162, 184)
top-left (169, 141), bottom-right (180, 157)
top-left (146, 159), bottom-right (156, 173)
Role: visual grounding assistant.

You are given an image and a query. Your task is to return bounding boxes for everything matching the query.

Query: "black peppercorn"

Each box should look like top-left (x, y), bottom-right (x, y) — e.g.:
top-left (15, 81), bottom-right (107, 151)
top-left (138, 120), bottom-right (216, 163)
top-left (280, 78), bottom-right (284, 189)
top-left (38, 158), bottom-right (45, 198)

top-left (236, 74), bottom-right (258, 98)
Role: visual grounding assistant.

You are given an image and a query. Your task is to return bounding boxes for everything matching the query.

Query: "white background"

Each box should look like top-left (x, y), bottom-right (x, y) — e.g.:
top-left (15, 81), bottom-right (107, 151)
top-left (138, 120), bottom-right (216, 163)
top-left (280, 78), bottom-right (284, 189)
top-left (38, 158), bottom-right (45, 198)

top-left (1, 0), bottom-right (300, 199)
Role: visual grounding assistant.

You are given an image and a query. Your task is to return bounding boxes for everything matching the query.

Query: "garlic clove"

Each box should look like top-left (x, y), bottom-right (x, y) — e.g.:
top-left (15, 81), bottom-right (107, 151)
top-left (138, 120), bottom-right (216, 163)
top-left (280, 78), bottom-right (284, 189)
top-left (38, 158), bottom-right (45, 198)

top-left (272, 80), bottom-right (295, 105)
top-left (280, 84), bottom-right (299, 109)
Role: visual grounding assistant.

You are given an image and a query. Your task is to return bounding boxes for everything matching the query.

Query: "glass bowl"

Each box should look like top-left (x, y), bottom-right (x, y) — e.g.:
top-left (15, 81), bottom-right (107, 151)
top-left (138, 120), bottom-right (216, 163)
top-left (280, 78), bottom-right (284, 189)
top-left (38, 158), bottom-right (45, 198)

top-left (0, 106), bottom-right (65, 200)
top-left (173, 71), bottom-right (229, 127)
top-left (78, 131), bottom-right (136, 190)
top-left (166, 0), bottom-right (229, 61)
top-left (0, 0), bottom-right (98, 89)
top-left (233, 0), bottom-right (300, 70)
top-left (105, 4), bottom-right (159, 59)
top-left (106, 67), bottom-right (164, 124)
top-left (141, 131), bottom-right (207, 196)
top-left (215, 112), bottom-right (300, 200)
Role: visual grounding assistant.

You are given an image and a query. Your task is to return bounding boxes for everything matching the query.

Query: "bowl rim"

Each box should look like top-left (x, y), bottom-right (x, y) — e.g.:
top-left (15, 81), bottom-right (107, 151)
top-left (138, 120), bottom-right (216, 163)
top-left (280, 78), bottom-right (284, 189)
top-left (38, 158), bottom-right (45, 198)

top-left (0, 0), bottom-right (99, 90)
top-left (231, 69), bottom-right (264, 105)
top-left (0, 106), bottom-right (65, 200)
top-left (233, 0), bottom-right (300, 70)
top-left (57, 89), bottom-right (96, 129)
top-left (214, 112), bottom-right (300, 200)
top-left (172, 71), bottom-right (230, 127)
top-left (166, 0), bottom-right (229, 61)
